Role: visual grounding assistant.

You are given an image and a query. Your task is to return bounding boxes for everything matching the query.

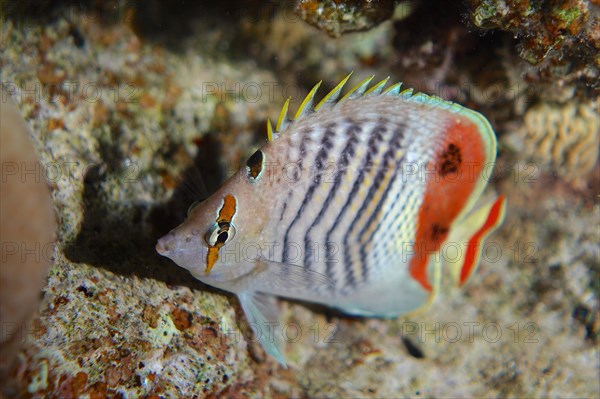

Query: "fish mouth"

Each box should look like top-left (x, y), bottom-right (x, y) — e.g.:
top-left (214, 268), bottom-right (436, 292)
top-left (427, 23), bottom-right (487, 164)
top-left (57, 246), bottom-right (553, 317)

top-left (156, 232), bottom-right (206, 272)
top-left (156, 232), bottom-right (176, 256)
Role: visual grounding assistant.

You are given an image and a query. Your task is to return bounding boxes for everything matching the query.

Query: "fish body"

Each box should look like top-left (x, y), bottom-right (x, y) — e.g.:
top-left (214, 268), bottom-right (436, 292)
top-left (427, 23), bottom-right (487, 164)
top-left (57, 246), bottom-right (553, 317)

top-left (156, 75), bottom-right (506, 364)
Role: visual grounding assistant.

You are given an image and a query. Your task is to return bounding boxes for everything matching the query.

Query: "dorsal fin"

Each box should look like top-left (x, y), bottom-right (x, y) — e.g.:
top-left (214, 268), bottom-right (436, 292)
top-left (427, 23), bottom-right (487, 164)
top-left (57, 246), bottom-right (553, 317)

top-left (266, 118), bottom-right (274, 141)
top-left (314, 72), bottom-right (353, 111)
top-left (364, 77), bottom-right (390, 96)
top-left (410, 92), bottom-right (438, 104)
top-left (339, 75), bottom-right (375, 102)
top-left (383, 82), bottom-right (402, 96)
top-left (399, 88), bottom-right (414, 100)
top-left (276, 97), bottom-right (291, 132)
top-left (294, 81), bottom-right (322, 120)
top-left (266, 74), bottom-right (449, 141)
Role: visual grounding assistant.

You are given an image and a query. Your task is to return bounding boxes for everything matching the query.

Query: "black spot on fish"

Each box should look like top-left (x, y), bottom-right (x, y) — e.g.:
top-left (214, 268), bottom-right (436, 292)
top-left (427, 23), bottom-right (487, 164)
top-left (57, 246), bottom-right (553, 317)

top-left (246, 149), bottom-right (264, 180)
top-left (430, 223), bottom-right (449, 241)
top-left (439, 143), bottom-right (462, 176)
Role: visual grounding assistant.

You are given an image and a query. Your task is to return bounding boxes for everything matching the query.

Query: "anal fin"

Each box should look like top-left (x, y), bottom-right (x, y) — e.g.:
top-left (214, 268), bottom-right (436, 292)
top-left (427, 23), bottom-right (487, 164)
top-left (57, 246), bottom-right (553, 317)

top-left (444, 196), bottom-right (507, 286)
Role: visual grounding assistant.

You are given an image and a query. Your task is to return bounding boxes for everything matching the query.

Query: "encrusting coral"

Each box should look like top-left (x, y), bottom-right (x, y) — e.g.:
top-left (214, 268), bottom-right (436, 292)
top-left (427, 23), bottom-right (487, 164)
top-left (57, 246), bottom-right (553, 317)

top-left (522, 100), bottom-right (599, 180)
top-left (468, 0), bottom-right (596, 63)
top-left (466, 0), bottom-right (599, 98)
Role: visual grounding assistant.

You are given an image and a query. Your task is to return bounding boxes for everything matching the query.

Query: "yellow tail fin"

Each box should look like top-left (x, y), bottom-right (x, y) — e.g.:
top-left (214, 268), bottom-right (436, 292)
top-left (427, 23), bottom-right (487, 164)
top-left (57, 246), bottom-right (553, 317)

top-left (444, 196), bottom-right (507, 287)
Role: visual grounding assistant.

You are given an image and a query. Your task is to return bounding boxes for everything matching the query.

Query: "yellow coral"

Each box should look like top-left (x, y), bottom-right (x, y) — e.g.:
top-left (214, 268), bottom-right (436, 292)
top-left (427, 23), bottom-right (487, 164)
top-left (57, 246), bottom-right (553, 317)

top-left (523, 100), bottom-right (599, 180)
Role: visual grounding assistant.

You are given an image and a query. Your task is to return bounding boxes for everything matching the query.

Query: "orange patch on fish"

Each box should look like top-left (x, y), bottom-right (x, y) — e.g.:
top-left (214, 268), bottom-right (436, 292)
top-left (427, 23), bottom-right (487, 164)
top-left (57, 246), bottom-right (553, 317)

top-left (409, 117), bottom-right (485, 291)
top-left (205, 245), bottom-right (222, 273)
top-left (205, 194), bottom-right (237, 273)
top-left (217, 194), bottom-right (237, 225)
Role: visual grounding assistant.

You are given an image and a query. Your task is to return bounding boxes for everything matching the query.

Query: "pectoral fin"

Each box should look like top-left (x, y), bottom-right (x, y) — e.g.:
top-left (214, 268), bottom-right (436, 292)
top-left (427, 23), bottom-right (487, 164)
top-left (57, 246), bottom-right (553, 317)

top-left (233, 261), bottom-right (335, 365)
top-left (248, 258), bottom-right (335, 298)
top-left (445, 196), bottom-right (506, 286)
top-left (238, 291), bottom-right (286, 366)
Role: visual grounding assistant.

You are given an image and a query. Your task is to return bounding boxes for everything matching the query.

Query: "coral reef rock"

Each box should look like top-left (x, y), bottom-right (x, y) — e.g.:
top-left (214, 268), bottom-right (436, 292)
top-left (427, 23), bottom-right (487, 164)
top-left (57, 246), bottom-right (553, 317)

top-left (521, 100), bottom-right (599, 180)
top-left (467, 0), bottom-right (599, 97)
top-left (296, 0), bottom-right (397, 37)
top-left (469, 0), bottom-right (597, 64)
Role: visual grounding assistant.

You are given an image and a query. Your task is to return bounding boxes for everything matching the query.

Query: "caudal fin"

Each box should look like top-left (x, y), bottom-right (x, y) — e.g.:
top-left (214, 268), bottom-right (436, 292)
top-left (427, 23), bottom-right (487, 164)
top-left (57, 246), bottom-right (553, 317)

top-left (444, 196), bottom-right (507, 286)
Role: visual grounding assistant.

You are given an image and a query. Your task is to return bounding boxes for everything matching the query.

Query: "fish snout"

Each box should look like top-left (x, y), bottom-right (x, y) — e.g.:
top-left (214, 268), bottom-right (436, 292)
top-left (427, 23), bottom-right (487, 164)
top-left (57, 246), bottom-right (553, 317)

top-left (156, 232), bottom-right (176, 256)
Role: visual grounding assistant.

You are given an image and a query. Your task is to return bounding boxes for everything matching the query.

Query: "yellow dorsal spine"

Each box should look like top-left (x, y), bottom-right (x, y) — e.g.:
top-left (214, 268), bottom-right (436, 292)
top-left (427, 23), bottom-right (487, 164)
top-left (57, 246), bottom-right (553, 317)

top-left (266, 74), bottom-right (423, 142)
top-left (339, 75), bottom-right (375, 102)
top-left (294, 81), bottom-right (322, 120)
top-left (266, 118), bottom-right (274, 141)
top-left (364, 77), bottom-right (390, 96)
top-left (314, 72), bottom-right (353, 111)
top-left (276, 97), bottom-right (291, 132)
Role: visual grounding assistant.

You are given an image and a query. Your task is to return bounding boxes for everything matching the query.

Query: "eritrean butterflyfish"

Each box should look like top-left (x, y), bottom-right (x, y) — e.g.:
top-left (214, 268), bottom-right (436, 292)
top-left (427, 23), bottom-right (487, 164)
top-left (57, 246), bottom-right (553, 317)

top-left (156, 74), bottom-right (507, 365)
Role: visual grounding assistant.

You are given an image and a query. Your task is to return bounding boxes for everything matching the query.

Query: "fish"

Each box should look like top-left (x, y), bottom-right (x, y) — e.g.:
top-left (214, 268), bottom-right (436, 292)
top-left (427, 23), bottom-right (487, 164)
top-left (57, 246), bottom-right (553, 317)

top-left (156, 73), bottom-right (506, 365)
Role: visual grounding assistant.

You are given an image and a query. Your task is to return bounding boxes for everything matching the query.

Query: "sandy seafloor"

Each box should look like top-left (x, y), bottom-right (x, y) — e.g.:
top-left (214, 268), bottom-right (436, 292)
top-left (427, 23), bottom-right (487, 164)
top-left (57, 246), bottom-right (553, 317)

top-left (0, 3), bottom-right (598, 398)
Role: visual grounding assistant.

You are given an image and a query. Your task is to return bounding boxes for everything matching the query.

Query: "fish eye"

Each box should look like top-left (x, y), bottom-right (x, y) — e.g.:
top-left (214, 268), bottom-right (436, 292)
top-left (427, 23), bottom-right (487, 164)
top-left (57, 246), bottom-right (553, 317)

top-left (216, 231), bottom-right (228, 244)
top-left (205, 223), bottom-right (236, 246)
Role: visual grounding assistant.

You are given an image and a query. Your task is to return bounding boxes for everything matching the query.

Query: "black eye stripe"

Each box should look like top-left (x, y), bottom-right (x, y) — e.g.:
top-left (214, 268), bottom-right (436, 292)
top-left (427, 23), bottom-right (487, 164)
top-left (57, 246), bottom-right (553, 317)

top-left (246, 149), bottom-right (264, 180)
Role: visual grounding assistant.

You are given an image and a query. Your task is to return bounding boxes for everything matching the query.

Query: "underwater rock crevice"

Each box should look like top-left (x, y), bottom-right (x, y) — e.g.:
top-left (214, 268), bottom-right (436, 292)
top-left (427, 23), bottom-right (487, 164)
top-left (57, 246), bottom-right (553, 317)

top-left (63, 133), bottom-right (226, 292)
